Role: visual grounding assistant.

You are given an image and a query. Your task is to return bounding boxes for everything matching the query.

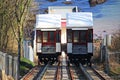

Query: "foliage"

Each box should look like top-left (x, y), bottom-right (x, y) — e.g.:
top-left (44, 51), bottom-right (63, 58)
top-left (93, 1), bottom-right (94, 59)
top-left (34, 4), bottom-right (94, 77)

top-left (20, 57), bottom-right (35, 76)
top-left (20, 57), bottom-right (35, 66)
top-left (0, 0), bottom-right (36, 54)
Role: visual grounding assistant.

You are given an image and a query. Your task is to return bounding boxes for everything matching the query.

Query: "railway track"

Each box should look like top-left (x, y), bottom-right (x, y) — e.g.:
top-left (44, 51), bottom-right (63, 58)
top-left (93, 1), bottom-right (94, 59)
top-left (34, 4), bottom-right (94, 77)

top-left (21, 66), bottom-right (42, 80)
top-left (40, 62), bottom-right (60, 80)
top-left (21, 55), bottom-right (113, 80)
top-left (69, 63), bottom-right (87, 80)
top-left (88, 67), bottom-right (113, 80)
top-left (81, 65), bottom-right (113, 80)
top-left (21, 62), bottom-right (59, 80)
top-left (60, 52), bottom-right (87, 80)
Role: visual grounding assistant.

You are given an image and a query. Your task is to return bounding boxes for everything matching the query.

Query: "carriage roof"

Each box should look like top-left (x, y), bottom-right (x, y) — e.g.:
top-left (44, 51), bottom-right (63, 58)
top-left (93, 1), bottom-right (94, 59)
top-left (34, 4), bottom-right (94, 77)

top-left (35, 12), bottom-right (93, 29)
top-left (36, 14), bottom-right (61, 29)
top-left (66, 12), bottom-right (93, 28)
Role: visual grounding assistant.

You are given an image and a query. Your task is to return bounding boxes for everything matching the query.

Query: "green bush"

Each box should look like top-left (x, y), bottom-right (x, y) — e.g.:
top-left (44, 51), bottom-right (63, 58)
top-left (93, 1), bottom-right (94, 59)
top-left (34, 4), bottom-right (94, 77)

top-left (20, 57), bottom-right (35, 76)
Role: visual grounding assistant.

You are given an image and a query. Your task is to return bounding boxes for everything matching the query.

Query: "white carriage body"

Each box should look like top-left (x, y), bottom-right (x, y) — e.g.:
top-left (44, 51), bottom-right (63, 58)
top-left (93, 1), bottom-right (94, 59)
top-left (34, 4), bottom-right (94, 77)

top-left (35, 14), bottom-right (61, 54)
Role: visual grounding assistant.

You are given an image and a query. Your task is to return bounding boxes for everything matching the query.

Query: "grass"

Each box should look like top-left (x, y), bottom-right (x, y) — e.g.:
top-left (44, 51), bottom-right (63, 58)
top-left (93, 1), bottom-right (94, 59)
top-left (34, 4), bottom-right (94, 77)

top-left (110, 69), bottom-right (120, 80)
top-left (20, 57), bottom-right (35, 77)
top-left (110, 67), bottom-right (120, 75)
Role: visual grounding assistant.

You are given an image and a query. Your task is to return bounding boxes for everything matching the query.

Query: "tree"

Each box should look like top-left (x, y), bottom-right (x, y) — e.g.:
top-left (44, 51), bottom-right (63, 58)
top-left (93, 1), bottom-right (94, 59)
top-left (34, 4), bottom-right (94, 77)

top-left (111, 29), bottom-right (120, 51)
top-left (0, 0), bottom-right (36, 53)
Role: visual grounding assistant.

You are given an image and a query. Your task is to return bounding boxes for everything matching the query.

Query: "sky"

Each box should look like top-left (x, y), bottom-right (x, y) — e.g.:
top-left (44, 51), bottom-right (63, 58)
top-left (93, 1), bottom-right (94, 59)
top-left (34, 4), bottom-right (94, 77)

top-left (89, 0), bottom-right (120, 35)
top-left (36, 0), bottom-right (120, 36)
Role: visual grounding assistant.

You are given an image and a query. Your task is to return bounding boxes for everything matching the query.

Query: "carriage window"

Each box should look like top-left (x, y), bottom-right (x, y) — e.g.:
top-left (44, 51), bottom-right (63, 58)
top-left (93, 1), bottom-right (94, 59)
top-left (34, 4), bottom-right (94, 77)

top-left (49, 32), bottom-right (54, 42)
top-left (80, 31), bottom-right (86, 43)
top-left (43, 32), bottom-right (48, 42)
top-left (67, 30), bottom-right (72, 42)
top-left (36, 30), bottom-right (41, 42)
top-left (73, 31), bottom-right (79, 43)
top-left (88, 29), bottom-right (93, 42)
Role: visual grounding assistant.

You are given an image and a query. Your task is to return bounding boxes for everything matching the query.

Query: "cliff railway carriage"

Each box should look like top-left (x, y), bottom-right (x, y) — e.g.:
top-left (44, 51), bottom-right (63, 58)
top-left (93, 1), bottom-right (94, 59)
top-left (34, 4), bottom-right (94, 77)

top-left (66, 12), bottom-right (93, 65)
top-left (35, 14), bottom-right (61, 63)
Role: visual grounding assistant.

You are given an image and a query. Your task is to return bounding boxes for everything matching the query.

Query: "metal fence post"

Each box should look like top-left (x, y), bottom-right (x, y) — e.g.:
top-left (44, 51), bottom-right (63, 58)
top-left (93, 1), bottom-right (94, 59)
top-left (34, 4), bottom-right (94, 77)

top-left (0, 51), bottom-right (2, 71)
top-left (8, 55), bottom-right (13, 77)
top-left (100, 43), bottom-right (103, 62)
top-left (2, 53), bottom-right (7, 73)
top-left (104, 46), bottom-right (110, 74)
top-left (13, 57), bottom-right (18, 80)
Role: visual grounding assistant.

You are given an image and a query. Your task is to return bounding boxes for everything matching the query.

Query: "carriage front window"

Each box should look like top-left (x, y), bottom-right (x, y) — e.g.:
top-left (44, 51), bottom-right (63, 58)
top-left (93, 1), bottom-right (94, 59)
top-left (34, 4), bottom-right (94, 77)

top-left (80, 31), bottom-right (86, 43)
top-left (73, 31), bottom-right (79, 43)
top-left (49, 32), bottom-right (54, 42)
top-left (43, 32), bottom-right (48, 42)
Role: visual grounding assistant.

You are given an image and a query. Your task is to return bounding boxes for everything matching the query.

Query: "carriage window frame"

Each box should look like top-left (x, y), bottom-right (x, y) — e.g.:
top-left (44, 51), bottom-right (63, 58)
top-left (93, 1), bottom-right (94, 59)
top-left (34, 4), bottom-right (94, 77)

top-left (80, 31), bottom-right (87, 43)
top-left (73, 31), bottom-right (79, 43)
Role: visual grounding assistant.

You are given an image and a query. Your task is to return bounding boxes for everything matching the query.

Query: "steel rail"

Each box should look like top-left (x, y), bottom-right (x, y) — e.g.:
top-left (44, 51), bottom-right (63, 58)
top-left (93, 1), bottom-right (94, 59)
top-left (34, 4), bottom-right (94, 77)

top-left (90, 67), bottom-right (113, 80)
top-left (21, 66), bottom-right (40, 80)
top-left (40, 62), bottom-right (60, 80)
top-left (55, 61), bottom-right (61, 80)
top-left (79, 63), bottom-right (93, 80)
top-left (90, 67), bottom-right (106, 80)
top-left (80, 64), bottom-right (113, 80)
top-left (68, 61), bottom-right (74, 80)
top-left (36, 63), bottom-right (50, 80)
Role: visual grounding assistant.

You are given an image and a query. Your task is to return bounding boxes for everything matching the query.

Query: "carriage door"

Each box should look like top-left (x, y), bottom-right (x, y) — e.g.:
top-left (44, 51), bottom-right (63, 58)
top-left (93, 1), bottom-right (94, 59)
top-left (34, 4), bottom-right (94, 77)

top-left (42, 31), bottom-right (56, 53)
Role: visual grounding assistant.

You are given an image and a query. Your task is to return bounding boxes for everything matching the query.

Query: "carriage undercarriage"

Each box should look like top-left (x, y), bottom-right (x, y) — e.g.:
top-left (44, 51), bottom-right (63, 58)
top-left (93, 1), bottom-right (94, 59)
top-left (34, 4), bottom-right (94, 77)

top-left (37, 52), bottom-right (92, 66)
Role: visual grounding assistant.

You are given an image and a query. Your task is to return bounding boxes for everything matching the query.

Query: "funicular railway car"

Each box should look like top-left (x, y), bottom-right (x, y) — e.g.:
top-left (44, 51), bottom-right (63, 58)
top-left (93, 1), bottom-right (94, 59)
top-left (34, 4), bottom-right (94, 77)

top-left (35, 14), bottom-right (61, 63)
top-left (34, 6), bottom-right (93, 65)
top-left (66, 12), bottom-right (93, 65)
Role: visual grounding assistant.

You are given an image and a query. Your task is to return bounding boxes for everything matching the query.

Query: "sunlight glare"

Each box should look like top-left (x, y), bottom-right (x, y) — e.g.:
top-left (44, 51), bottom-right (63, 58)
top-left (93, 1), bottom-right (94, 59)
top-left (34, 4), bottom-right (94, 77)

top-left (62, 51), bottom-right (66, 58)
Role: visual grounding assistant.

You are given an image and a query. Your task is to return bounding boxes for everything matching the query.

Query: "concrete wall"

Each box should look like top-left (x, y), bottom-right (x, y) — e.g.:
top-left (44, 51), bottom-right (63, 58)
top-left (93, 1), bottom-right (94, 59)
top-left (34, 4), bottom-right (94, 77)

top-left (0, 51), bottom-right (18, 80)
